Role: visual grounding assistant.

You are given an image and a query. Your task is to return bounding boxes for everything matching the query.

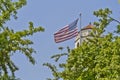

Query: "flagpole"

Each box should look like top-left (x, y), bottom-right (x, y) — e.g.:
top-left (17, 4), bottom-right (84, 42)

top-left (79, 13), bottom-right (82, 45)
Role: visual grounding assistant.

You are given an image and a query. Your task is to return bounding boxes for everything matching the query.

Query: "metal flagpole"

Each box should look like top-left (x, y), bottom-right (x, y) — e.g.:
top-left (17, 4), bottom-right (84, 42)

top-left (79, 13), bottom-right (82, 45)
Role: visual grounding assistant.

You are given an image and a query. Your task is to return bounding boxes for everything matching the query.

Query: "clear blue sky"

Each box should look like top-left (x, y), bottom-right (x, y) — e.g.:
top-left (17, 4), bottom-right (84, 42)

top-left (6, 0), bottom-right (120, 80)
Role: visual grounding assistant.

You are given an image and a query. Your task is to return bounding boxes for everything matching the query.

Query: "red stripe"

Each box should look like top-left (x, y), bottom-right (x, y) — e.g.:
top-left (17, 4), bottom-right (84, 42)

top-left (54, 28), bottom-right (75, 37)
top-left (54, 30), bottom-right (68, 37)
top-left (54, 28), bottom-right (78, 43)
top-left (54, 26), bottom-right (69, 35)
top-left (54, 28), bottom-right (78, 39)
top-left (59, 25), bottom-right (68, 32)
top-left (55, 30), bottom-right (78, 41)
top-left (55, 32), bottom-right (78, 43)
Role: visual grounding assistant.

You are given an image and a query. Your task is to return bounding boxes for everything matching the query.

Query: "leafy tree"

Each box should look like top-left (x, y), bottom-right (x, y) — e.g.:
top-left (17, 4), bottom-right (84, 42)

top-left (43, 47), bottom-right (69, 80)
top-left (0, 0), bottom-right (44, 79)
top-left (45, 8), bottom-right (120, 80)
top-left (0, 75), bottom-right (20, 80)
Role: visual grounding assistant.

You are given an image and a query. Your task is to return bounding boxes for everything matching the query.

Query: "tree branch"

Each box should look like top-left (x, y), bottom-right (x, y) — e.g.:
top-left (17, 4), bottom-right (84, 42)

top-left (108, 16), bottom-right (120, 24)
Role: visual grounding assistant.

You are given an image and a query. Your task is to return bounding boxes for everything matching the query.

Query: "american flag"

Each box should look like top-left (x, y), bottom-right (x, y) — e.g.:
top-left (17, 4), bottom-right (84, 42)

top-left (54, 18), bottom-right (79, 43)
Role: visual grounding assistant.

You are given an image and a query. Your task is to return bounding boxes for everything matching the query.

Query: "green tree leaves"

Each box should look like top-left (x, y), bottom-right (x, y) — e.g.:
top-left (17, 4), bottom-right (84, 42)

top-left (64, 8), bottom-right (120, 80)
top-left (46, 8), bottom-right (120, 80)
top-left (0, 0), bottom-right (44, 79)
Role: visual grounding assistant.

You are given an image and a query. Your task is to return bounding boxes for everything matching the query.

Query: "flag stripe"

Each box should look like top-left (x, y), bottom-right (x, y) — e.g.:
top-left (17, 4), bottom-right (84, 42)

top-left (54, 28), bottom-right (78, 38)
top-left (54, 29), bottom-right (78, 41)
top-left (54, 28), bottom-right (78, 43)
top-left (55, 31), bottom-right (78, 43)
top-left (55, 32), bottom-right (78, 43)
top-left (59, 26), bottom-right (69, 32)
top-left (54, 26), bottom-right (69, 35)
top-left (54, 18), bottom-right (79, 43)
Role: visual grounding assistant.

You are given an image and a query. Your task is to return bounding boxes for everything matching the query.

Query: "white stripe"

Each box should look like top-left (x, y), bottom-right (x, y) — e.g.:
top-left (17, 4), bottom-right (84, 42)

top-left (54, 26), bottom-right (69, 34)
top-left (55, 28), bottom-right (78, 39)
top-left (55, 32), bottom-right (78, 43)
top-left (55, 29), bottom-right (78, 43)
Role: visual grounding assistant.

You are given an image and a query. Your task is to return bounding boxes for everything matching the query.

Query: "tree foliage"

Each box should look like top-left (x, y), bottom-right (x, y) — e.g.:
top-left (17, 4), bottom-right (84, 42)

top-left (45, 8), bottom-right (120, 80)
top-left (0, 0), bottom-right (44, 79)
